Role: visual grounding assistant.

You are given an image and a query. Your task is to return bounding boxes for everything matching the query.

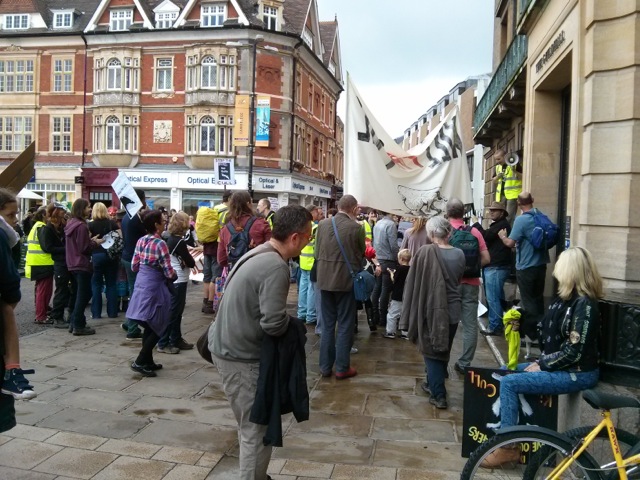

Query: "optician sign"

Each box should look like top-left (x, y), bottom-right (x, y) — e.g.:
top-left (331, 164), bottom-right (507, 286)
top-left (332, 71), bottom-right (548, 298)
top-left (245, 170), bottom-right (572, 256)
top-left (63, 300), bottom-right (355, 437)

top-left (256, 175), bottom-right (284, 192)
top-left (124, 172), bottom-right (172, 187)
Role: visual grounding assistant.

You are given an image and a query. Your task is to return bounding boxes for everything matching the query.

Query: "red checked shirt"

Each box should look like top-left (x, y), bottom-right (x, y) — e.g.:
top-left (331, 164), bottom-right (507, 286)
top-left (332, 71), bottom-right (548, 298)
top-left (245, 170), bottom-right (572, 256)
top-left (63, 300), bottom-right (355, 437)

top-left (131, 234), bottom-right (176, 279)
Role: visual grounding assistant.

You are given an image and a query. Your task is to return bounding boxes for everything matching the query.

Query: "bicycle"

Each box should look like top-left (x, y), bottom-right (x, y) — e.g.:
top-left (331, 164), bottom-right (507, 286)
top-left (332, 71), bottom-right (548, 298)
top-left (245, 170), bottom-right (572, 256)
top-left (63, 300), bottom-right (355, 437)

top-left (461, 388), bottom-right (640, 479)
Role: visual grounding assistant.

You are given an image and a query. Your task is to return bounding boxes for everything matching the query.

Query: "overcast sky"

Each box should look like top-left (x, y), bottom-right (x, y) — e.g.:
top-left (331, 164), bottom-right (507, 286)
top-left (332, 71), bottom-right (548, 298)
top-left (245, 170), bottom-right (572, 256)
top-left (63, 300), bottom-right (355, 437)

top-left (317, 0), bottom-right (495, 138)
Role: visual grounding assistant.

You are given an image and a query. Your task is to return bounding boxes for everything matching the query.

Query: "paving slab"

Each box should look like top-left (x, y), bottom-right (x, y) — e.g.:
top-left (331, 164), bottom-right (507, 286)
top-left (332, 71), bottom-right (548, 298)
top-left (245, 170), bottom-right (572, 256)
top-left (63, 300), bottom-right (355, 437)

top-left (54, 387), bottom-right (141, 413)
top-left (274, 432), bottom-right (375, 465)
top-left (0, 438), bottom-right (63, 469)
top-left (372, 440), bottom-right (464, 471)
top-left (97, 438), bottom-right (163, 458)
top-left (373, 361), bottom-right (425, 376)
top-left (42, 350), bottom-right (125, 370)
top-left (162, 464), bottom-right (213, 480)
top-left (370, 417), bottom-right (456, 442)
top-left (280, 459), bottom-right (334, 477)
top-left (91, 455), bottom-right (174, 480)
top-left (15, 400), bottom-right (65, 425)
top-left (45, 431), bottom-right (109, 450)
top-left (29, 382), bottom-right (77, 402)
top-left (3, 423), bottom-right (57, 442)
top-left (331, 464), bottom-right (396, 480)
top-left (286, 411), bottom-right (373, 437)
top-left (309, 389), bottom-right (367, 415)
top-left (132, 418), bottom-right (237, 453)
top-left (152, 445), bottom-right (205, 465)
top-left (37, 407), bottom-right (148, 439)
top-left (27, 364), bottom-right (77, 383)
top-left (0, 465), bottom-right (56, 479)
top-left (48, 368), bottom-right (139, 391)
top-left (396, 468), bottom-right (460, 480)
top-left (124, 377), bottom-right (209, 399)
top-left (32, 446), bottom-right (118, 479)
top-left (123, 395), bottom-right (237, 426)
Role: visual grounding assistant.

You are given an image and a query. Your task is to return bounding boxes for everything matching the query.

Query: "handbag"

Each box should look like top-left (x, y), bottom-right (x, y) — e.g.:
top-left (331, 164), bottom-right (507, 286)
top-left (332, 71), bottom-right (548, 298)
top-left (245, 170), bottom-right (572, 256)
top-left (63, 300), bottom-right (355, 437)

top-left (331, 217), bottom-right (375, 302)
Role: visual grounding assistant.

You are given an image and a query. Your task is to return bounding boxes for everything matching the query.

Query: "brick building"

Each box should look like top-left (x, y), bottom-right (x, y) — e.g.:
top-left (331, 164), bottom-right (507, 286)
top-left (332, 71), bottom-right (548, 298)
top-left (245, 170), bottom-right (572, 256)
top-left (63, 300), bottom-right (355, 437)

top-left (0, 0), bottom-right (344, 214)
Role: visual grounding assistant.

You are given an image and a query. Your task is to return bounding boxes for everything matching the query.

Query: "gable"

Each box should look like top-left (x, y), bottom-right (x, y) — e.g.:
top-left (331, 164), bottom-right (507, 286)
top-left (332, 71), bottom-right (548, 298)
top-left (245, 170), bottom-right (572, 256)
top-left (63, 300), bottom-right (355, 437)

top-left (176, 0), bottom-right (248, 27)
top-left (85, 0), bottom-right (153, 32)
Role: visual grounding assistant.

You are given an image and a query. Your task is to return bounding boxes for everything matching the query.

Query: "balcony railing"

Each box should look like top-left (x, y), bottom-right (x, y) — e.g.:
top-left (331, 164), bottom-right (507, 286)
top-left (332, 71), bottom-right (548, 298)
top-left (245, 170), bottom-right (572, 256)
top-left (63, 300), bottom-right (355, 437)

top-left (473, 35), bottom-right (527, 134)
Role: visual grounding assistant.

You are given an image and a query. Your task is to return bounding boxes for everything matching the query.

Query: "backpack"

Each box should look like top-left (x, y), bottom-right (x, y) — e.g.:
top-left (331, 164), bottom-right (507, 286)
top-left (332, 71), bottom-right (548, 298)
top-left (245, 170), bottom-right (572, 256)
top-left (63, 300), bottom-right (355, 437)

top-left (449, 225), bottom-right (481, 278)
top-left (226, 216), bottom-right (257, 269)
top-left (525, 209), bottom-right (558, 250)
top-left (195, 206), bottom-right (220, 243)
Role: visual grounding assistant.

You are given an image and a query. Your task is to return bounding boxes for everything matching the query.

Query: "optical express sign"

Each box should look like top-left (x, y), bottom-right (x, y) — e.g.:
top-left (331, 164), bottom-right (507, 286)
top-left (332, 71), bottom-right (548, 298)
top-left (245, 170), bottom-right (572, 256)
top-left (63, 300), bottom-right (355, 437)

top-left (122, 171), bottom-right (332, 197)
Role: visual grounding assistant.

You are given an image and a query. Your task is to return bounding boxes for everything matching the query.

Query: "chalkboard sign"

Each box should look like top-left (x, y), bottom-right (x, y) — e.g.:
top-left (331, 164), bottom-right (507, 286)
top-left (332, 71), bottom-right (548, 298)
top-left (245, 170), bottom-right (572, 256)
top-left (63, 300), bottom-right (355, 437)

top-left (461, 366), bottom-right (558, 458)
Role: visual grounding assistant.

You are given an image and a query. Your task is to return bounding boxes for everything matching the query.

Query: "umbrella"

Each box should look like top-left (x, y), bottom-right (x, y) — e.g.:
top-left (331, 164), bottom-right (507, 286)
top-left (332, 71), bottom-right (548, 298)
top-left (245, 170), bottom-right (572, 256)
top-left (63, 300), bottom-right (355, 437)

top-left (17, 188), bottom-right (43, 200)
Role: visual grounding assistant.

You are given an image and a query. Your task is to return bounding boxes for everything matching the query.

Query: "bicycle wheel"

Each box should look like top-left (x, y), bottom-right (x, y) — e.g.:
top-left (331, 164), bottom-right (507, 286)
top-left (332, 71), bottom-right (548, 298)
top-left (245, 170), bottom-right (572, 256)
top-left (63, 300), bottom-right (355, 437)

top-left (564, 426), bottom-right (640, 480)
top-left (461, 429), bottom-right (601, 480)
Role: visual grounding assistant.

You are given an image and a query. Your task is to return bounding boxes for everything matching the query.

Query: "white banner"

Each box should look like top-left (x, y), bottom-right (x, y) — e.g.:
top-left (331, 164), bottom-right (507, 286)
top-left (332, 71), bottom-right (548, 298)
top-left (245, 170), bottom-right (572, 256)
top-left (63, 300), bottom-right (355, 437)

top-left (112, 172), bottom-right (143, 219)
top-left (345, 76), bottom-right (472, 217)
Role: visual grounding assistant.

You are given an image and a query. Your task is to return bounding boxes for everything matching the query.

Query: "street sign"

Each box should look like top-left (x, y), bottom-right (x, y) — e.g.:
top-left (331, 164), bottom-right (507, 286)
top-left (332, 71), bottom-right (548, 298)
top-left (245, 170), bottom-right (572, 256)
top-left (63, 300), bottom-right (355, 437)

top-left (215, 158), bottom-right (235, 185)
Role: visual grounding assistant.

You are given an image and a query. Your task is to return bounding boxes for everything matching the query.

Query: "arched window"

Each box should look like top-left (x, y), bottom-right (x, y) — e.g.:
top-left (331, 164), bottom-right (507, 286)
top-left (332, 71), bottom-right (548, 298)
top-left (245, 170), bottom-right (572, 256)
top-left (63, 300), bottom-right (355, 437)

top-left (106, 116), bottom-right (120, 151)
top-left (201, 56), bottom-right (217, 88)
top-left (107, 58), bottom-right (122, 90)
top-left (200, 116), bottom-right (215, 153)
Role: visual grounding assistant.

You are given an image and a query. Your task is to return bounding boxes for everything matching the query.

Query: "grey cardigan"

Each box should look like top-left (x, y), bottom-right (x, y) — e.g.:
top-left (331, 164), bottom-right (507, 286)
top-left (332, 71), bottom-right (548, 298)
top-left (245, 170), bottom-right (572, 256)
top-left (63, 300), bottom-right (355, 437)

top-left (314, 212), bottom-right (365, 292)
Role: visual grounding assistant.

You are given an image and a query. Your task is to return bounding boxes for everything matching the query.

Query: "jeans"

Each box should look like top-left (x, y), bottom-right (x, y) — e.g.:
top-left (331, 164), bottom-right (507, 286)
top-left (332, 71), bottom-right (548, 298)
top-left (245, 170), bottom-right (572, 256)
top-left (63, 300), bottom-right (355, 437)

top-left (134, 322), bottom-right (160, 367)
top-left (424, 323), bottom-right (458, 399)
top-left (158, 282), bottom-right (188, 348)
top-left (70, 271), bottom-right (92, 331)
top-left (91, 252), bottom-right (119, 318)
top-left (214, 357), bottom-right (271, 480)
top-left (371, 259), bottom-right (397, 326)
top-left (457, 283), bottom-right (479, 368)
top-left (121, 259), bottom-right (142, 335)
top-left (500, 363), bottom-right (599, 428)
top-left (313, 281), bottom-right (322, 335)
top-left (484, 267), bottom-right (510, 332)
top-left (516, 265), bottom-right (547, 339)
top-left (34, 276), bottom-right (54, 321)
top-left (297, 269), bottom-right (316, 323)
top-left (386, 299), bottom-right (402, 334)
top-left (50, 264), bottom-right (76, 322)
top-left (319, 290), bottom-right (356, 374)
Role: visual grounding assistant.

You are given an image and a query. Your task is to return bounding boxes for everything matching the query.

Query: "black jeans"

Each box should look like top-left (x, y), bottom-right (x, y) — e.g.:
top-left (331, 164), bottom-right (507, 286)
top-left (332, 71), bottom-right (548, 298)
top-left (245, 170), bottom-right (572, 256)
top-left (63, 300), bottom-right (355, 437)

top-left (158, 282), bottom-right (188, 348)
top-left (70, 271), bottom-right (92, 331)
top-left (371, 259), bottom-right (397, 326)
top-left (135, 322), bottom-right (160, 367)
top-left (516, 264), bottom-right (547, 339)
top-left (50, 264), bottom-right (76, 322)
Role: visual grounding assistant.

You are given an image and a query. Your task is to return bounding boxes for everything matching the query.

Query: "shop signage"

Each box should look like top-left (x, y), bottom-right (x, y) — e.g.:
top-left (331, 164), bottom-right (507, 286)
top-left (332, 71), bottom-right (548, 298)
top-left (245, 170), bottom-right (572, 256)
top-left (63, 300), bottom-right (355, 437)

top-left (535, 31), bottom-right (566, 73)
top-left (256, 175), bottom-right (283, 191)
top-left (125, 172), bottom-right (171, 187)
top-left (291, 181), bottom-right (307, 192)
top-left (74, 176), bottom-right (85, 184)
top-left (215, 158), bottom-right (235, 185)
top-left (177, 173), bottom-right (217, 189)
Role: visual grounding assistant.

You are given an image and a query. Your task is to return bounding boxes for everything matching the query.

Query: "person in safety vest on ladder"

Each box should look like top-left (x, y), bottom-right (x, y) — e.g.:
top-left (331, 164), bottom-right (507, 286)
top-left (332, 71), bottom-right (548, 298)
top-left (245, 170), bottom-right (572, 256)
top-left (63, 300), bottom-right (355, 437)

top-left (297, 205), bottom-right (321, 327)
top-left (492, 149), bottom-right (522, 225)
top-left (25, 206), bottom-right (55, 324)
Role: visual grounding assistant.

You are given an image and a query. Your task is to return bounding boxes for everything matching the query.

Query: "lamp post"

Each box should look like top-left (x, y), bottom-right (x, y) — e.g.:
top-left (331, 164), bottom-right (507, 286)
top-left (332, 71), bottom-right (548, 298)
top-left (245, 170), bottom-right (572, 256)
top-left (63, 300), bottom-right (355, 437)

top-left (247, 35), bottom-right (264, 201)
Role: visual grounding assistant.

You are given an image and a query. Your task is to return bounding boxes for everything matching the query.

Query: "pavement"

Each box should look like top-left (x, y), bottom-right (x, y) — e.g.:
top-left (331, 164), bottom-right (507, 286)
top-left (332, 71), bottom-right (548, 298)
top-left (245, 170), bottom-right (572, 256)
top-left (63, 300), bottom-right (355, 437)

top-left (0, 281), bottom-right (627, 480)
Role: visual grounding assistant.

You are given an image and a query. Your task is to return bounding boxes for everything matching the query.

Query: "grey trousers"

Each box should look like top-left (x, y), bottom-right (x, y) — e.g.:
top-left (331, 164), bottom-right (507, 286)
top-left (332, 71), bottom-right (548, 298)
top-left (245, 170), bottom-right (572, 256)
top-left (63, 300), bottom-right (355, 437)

top-left (457, 283), bottom-right (480, 368)
top-left (214, 356), bottom-right (271, 480)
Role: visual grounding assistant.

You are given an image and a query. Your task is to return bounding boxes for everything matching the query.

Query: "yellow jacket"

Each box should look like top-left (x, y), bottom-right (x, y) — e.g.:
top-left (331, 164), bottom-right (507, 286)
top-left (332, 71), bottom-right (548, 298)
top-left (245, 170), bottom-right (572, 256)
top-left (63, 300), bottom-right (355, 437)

top-left (495, 164), bottom-right (522, 201)
top-left (25, 220), bottom-right (54, 279)
top-left (299, 223), bottom-right (317, 271)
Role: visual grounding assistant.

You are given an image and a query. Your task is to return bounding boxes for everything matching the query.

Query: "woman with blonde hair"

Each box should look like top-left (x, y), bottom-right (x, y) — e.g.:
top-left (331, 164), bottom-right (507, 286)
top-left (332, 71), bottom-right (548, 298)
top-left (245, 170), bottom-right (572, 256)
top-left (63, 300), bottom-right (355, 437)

top-left (481, 246), bottom-right (603, 468)
top-left (89, 202), bottom-right (120, 319)
top-left (400, 216), bottom-right (430, 262)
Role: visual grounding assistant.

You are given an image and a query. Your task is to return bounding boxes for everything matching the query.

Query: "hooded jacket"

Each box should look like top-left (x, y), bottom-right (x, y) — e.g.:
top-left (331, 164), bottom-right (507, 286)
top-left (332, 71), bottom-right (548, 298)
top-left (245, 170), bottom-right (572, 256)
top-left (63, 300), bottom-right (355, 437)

top-left (65, 217), bottom-right (94, 272)
top-left (399, 244), bottom-right (451, 361)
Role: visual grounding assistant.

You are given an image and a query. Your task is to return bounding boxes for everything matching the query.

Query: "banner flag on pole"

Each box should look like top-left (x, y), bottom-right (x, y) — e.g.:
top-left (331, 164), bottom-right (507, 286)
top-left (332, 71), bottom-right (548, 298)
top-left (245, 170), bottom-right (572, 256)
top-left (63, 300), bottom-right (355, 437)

top-left (255, 96), bottom-right (271, 147)
top-left (233, 94), bottom-right (250, 147)
top-left (345, 74), bottom-right (472, 217)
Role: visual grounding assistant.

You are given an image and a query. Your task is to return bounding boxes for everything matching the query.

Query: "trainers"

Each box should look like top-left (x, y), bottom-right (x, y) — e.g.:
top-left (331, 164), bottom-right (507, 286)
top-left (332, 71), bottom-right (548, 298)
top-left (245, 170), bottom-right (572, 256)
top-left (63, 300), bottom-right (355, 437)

top-left (2, 368), bottom-right (37, 400)
top-left (202, 300), bottom-right (214, 314)
top-left (480, 446), bottom-right (521, 468)
top-left (420, 382), bottom-right (432, 396)
top-left (350, 347), bottom-right (358, 354)
top-left (454, 363), bottom-right (466, 374)
top-left (120, 323), bottom-right (128, 332)
top-left (382, 332), bottom-right (396, 339)
top-left (130, 362), bottom-right (157, 377)
top-left (335, 367), bottom-right (357, 380)
top-left (429, 396), bottom-right (448, 409)
top-left (73, 326), bottom-right (96, 336)
top-left (175, 338), bottom-right (194, 350)
top-left (34, 318), bottom-right (54, 325)
top-left (157, 345), bottom-right (180, 354)
top-left (53, 319), bottom-right (69, 329)
top-left (400, 331), bottom-right (409, 340)
top-left (147, 362), bottom-right (163, 371)
top-left (126, 331), bottom-right (143, 341)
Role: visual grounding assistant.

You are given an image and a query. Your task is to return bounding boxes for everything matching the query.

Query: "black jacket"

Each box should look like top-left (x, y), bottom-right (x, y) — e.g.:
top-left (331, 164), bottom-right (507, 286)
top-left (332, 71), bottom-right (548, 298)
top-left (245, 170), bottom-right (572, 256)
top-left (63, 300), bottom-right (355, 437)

top-left (474, 218), bottom-right (512, 268)
top-left (40, 222), bottom-right (66, 265)
top-left (250, 317), bottom-right (309, 447)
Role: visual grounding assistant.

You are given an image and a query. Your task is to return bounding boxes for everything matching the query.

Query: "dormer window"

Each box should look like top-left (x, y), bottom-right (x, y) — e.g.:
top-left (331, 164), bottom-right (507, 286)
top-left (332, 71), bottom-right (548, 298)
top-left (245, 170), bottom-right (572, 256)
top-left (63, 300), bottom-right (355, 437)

top-left (201, 4), bottom-right (226, 28)
top-left (4, 14), bottom-right (29, 30)
top-left (263, 5), bottom-right (277, 31)
top-left (302, 28), bottom-right (313, 49)
top-left (155, 12), bottom-right (177, 29)
top-left (110, 9), bottom-right (133, 31)
top-left (53, 11), bottom-right (73, 29)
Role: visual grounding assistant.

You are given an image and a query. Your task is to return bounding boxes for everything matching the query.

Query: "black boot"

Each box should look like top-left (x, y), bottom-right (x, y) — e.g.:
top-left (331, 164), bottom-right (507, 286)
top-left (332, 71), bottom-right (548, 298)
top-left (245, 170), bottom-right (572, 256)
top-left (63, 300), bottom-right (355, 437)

top-left (365, 305), bottom-right (377, 332)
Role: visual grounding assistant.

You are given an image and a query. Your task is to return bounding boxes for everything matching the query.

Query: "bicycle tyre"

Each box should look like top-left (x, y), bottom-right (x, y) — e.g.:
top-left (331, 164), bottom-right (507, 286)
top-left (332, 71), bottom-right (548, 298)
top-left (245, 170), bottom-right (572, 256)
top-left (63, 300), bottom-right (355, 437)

top-left (564, 425), bottom-right (639, 479)
top-left (461, 429), bottom-right (601, 480)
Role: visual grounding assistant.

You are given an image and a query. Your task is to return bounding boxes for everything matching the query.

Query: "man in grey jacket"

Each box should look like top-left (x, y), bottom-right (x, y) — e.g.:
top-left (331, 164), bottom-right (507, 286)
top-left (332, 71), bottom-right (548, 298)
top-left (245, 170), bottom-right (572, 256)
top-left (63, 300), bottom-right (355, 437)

top-left (209, 205), bottom-right (313, 480)
top-left (315, 194), bottom-right (365, 379)
top-left (371, 210), bottom-right (399, 327)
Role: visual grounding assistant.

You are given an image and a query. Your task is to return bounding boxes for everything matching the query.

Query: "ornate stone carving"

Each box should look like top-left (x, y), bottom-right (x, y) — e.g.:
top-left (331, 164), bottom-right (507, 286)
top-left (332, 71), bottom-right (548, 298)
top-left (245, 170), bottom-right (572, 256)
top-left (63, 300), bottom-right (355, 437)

top-left (185, 90), bottom-right (235, 106)
top-left (153, 121), bottom-right (172, 143)
top-left (259, 66), bottom-right (281, 85)
top-left (94, 92), bottom-right (140, 106)
top-left (5, 44), bottom-right (22, 52)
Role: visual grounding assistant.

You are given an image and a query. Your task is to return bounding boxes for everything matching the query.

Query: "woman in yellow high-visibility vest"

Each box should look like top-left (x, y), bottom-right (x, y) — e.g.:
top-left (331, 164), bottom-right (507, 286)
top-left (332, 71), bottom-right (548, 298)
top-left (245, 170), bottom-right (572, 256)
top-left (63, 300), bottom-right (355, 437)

top-left (25, 206), bottom-right (54, 324)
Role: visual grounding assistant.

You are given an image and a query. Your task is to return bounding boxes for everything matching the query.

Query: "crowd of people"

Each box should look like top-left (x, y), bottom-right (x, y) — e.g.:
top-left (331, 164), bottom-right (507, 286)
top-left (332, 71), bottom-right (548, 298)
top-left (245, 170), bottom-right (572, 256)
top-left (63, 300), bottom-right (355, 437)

top-left (1, 179), bottom-right (607, 477)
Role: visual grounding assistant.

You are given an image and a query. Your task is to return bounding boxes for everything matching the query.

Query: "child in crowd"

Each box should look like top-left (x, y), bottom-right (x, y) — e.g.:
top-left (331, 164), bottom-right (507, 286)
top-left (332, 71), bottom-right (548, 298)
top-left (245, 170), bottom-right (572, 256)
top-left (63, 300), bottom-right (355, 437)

top-left (383, 249), bottom-right (411, 339)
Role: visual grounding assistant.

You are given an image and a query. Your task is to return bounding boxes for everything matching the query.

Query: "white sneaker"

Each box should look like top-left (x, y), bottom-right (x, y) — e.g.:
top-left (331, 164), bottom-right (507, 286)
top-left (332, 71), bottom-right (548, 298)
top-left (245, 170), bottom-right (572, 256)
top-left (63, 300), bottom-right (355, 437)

top-left (350, 346), bottom-right (358, 354)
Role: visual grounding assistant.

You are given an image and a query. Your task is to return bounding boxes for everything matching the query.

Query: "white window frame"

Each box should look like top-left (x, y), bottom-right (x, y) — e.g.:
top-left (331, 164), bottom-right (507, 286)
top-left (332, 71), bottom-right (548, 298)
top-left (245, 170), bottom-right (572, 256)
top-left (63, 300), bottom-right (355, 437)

top-left (200, 116), bottom-right (216, 153)
top-left (106, 58), bottom-right (122, 90)
top-left (4, 14), bottom-right (29, 30)
top-left (263, 5), bottom-right (277, 31)
top-left (155, 58), bottom-right (173, 91)
top-left (53, 11), bottom-right (73, 29)
top-left (0, 116), bottom-right (32, 152)
top-left (155, 12), bottom-right (177, 29)
top-left (106, 116), bottom-right (121, 152)
top-left (53, 59), bottom-right (73, 92)
top-left (201, 4), bottom-right (226, 28)
top-left (201, 56), bottom-right (217, 89)
top-left (0, 60), bottom-right (35, 93)
top-left (52, 116), bottom-right (72, 152)
top-left (110, 9), bottom-right (133, 31)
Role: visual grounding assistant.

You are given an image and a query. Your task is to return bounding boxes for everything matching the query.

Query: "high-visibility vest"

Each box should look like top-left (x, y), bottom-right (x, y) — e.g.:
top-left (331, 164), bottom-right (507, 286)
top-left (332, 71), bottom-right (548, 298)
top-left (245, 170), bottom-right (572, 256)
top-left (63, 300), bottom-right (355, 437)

top-left (214, 203), bottom-right (228, 225)
top-left (265, 211), bottom-right (274, 230)
top-left (299, 223), bottom-right (317, 271)
top-left (362, 221), bottom-right (372, 243)
top-left (495, 164), bottom-right (522, 201)
top-left (25, 220), bottom-right (53, 279)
